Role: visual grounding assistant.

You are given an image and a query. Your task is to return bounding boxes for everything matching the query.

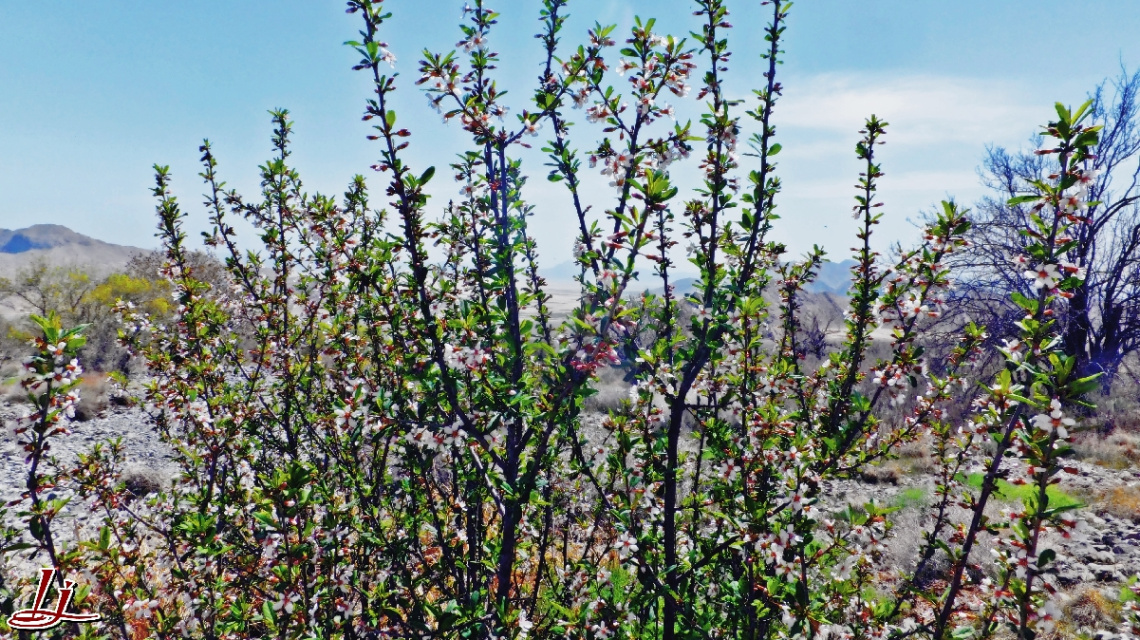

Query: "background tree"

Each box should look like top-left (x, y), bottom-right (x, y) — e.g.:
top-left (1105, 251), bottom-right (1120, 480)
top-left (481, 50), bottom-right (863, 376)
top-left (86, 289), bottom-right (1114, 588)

top-left (123, 248), bottom-right (228, 294)
top-left (0, 257), bottom-right (95, 322)
top-left (0, 254), bottom-right (190, 372)
top-left (936, 66), bottom-right (1140, 392)
top-left (0, 259), bottom-right (98, 371)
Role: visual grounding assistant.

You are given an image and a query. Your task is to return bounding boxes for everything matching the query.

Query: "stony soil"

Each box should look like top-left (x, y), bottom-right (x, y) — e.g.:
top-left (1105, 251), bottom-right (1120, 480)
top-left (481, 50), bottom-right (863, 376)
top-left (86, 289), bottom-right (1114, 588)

top-left (1, 395), bottom-right (178, 579)
top-left (818, 456), bottom-right (1140, 588)
top-left (2, 395), bottom-right (1139, 621)
top-left (1, 400), bottom-right (179, 509)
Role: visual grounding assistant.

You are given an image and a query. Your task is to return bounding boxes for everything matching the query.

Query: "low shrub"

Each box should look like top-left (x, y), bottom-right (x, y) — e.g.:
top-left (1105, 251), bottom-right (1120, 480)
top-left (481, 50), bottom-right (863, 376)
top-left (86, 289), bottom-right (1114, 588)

top-left (0, 2), bottom-right (1118, 639)
top-left (1063, 586), bottom-right (1122, 632)
top-left (860, 461), bottom-right (903, 485)
top-left (120, 465), bottom-right (167, 500)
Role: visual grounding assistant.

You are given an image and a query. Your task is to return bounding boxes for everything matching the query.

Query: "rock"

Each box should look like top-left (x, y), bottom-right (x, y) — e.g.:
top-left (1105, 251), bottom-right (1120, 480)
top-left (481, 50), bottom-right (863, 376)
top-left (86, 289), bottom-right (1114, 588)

top-left (1057, 566), bottom-right (1095, 586)
top-left (1086, 563), bottom-right (1117, 580)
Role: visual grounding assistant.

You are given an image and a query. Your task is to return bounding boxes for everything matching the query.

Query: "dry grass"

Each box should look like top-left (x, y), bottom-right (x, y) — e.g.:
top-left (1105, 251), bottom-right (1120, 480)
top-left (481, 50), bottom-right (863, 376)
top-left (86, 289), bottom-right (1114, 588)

top-left (1092, 485), bottom-right (1140, 523)
top-left (894, 435), bottom-right (940, 475)
top-left (74, 372), bottom-right (112, 421)
top-left (0, 370), bottom-right (119, 417)
top-left (859, 461), bottom-right (903, 485)
top-left (1088, 372), bottom-right (1140, 433)
top-left (1063, 586), bottom-right (1122, 633)
top-left (1073, 431), bottom-right (1140, 470)
top-left (2, 370), bottom-right (125, 418)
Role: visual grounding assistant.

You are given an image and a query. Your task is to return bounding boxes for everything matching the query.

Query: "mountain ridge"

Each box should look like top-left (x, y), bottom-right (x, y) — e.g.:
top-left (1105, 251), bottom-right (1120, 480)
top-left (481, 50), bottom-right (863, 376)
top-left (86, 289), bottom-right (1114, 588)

top-left (0, 224), bottom-right (146, 277)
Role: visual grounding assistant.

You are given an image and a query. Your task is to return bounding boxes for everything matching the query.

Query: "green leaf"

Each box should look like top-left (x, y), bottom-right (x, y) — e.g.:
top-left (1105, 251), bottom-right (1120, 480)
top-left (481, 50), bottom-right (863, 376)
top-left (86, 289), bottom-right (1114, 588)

top-left (28, 516), bottom-right (44, 541)
top-left (0, 542), bottom-right (35, 553)
top-left (1072, 98), bottom-right (1094, 124)
top-left (951, 627), bottom-right (975, 639)
top-left (1010, 292), bottom-right (1038, 314)
top-left (385, 110), bottom-right (397, 128)
top-left (1055, 102), bottom-right (1070, 123)
top-left (253, 510), bottom-right (277, 530)
top-left (1067, 373), bottom-right (1102, 396)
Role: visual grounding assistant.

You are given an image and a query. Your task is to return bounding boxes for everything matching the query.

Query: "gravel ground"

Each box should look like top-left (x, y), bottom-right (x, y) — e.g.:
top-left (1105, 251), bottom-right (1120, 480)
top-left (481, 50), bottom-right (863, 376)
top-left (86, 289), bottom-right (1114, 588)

top-left (1, 400), bottom-right (178, 506)
top-left (818, 454), bottom-right (1140, 588)
top-left (2, 395), bottom-right (1139, 594)
top-left (1, 395), bottom-right (178, 577)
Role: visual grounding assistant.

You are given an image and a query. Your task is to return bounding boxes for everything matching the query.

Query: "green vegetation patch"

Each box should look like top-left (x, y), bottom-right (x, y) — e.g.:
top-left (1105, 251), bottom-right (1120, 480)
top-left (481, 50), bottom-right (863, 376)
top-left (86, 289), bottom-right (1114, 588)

top-left (892, 487), bottom-right (929, 510)
top-left (962, 473), bottom-right (1082, 510)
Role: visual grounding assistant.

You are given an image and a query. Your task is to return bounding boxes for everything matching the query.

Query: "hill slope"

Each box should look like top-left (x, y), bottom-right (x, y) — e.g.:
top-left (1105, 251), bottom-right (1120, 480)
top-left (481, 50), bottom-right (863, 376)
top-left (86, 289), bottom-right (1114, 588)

top-left (0, 224), bottom-right (146, 278)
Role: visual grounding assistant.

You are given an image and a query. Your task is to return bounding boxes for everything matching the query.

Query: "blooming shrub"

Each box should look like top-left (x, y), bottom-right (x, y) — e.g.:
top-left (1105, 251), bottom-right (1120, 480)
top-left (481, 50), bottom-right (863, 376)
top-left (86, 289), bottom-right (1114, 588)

top-left (0, 1), bottom-right (1119, 639)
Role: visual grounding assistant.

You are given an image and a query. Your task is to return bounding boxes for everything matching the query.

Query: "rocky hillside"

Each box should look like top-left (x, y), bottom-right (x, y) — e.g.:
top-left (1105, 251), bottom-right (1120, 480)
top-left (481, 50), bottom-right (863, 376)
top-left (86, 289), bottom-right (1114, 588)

top-left (0, 224), bottom-right (146, 278)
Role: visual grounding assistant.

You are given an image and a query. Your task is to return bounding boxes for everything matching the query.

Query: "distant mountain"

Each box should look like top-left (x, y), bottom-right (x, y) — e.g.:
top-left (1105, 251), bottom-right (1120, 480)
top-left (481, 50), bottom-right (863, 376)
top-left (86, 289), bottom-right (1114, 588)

top-left (0, 224), bottom-right (147, 277)
top-left (812, 259), bottom-right (858, 295)
top-left (542, 260), bottom-right (584, 282)
top-left (543, 256), bottom-right (860, 298)
top-left (644, 261), bottom-right (860, 298)
top-left (0, 224), bottom-right (105, 253)
top-left (544, 260), bottom-right (704, 297)
top-left (650, 277), bottom-right (698, 297)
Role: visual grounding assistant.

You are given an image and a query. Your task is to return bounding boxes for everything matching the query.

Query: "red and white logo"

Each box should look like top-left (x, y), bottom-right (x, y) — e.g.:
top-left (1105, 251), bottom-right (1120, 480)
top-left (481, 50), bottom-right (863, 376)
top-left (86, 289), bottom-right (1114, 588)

top-left (6, 568), bottom-right (101, 630)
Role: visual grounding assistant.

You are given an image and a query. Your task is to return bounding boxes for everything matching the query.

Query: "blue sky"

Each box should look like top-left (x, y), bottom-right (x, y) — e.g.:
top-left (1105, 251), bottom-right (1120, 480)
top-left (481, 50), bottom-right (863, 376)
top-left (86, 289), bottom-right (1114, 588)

top-left (3, 1), bottom-right (1140, 271)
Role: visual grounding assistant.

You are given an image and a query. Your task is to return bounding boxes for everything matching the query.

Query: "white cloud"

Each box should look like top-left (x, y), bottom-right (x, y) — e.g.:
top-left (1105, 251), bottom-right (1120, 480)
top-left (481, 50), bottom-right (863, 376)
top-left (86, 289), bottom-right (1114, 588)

top-left (520, 72), bottom-right (1054, 261)
top-left (785, 168), bottom-right (978, 199)
top-left (775, 73), bottom-right (1047, 149)
top-left (751, 72), bottom-right (1060, 254)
